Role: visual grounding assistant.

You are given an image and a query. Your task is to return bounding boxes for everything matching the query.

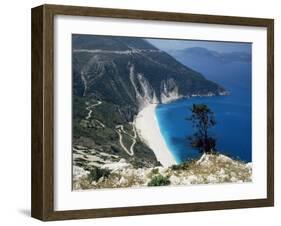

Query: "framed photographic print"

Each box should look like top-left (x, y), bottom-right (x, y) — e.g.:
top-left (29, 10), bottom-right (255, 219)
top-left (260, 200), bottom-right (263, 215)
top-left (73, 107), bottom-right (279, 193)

top-left (31, 4), bottom-right (274, 221)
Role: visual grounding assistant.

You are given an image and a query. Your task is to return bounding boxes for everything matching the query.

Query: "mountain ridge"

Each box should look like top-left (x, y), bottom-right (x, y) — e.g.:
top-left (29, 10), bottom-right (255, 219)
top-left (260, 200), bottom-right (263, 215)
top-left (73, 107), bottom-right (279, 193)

top-left (168, 47), bottom-right (251, 64)
top-left (73, 35), bottom-right (226, 113)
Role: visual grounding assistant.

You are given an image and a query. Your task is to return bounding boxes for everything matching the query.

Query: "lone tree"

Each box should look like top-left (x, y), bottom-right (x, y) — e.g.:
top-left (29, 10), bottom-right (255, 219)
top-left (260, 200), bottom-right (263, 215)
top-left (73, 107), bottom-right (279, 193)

top-left (187, 104), bottom-right (217, 154)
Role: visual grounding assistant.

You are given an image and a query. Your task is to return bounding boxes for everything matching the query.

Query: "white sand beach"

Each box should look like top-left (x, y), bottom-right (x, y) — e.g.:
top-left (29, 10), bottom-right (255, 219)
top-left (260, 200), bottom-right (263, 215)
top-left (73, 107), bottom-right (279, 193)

top-left (135, 104), bottom-right (177, 167)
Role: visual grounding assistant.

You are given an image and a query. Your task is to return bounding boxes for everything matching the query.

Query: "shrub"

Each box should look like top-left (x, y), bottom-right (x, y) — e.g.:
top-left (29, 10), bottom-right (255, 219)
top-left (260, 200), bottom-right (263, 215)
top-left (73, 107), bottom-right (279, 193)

top-left (151, 168), bottom-right (159, 174)
top-left (171, 164), bottom-right (182, 170)
top-left (88, 167), bottom-right (110, 182)
top-left (171, 161), bottom-right (191, 170)
top-left (148, 174), bottom-right (170, 186)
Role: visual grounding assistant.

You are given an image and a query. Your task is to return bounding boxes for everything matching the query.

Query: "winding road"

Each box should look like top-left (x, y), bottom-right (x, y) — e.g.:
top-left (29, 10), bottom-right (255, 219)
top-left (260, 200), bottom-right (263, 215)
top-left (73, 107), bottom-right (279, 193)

top-left (85, 101), bottom-right (105, 128)
top-left (85, 101), bottom-right (102, 120)
top-left (85, 100), bottom-right (136, 156)
top-left (74, 49), bottom-right (161, 55)
top-left (115, 123), bottom-right (137, 156)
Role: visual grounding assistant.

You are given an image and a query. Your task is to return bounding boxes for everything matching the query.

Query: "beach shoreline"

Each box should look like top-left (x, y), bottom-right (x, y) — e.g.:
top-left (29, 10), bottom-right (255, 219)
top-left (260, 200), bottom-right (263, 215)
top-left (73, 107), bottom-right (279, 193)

top-left (135, 104), bottom-right (177, 167)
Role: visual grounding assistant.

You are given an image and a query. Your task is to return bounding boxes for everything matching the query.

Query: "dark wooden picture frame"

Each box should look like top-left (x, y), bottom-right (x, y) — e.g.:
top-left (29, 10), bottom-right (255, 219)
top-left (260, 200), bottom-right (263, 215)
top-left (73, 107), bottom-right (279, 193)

top-left (31, 4), bottom-right (274, 221)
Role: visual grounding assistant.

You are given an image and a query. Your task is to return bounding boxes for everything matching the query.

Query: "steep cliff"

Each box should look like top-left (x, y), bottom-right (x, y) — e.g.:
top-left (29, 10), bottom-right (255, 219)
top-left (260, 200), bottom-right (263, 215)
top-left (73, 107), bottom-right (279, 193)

top-left (73, 35), bottom-right (225, 114)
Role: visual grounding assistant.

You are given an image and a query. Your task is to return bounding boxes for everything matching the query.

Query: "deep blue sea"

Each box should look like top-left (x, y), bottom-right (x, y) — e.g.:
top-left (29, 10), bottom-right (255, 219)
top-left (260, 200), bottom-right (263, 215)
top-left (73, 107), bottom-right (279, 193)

top-left (155, 62), bottom-right (252, 164)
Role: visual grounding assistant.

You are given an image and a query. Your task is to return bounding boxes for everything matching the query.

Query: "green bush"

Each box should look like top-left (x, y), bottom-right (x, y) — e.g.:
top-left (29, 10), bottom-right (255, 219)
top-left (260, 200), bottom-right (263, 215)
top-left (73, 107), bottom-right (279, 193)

top-left (88, 167), bottom-right (110, 182)
top-left (151, 168), bottom-right (159, 174)
top-left (171, 162), bottom-right (190, 171)
top-left (147, 174), bottom-right (170, 186)
top-left (171, 164), bottom-right (183, 171)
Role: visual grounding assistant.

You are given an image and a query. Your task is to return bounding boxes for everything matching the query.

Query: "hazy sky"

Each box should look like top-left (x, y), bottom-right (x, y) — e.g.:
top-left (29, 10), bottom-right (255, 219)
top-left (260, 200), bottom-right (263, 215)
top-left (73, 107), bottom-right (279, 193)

top-left (147, 38), bottom-right (252, 53)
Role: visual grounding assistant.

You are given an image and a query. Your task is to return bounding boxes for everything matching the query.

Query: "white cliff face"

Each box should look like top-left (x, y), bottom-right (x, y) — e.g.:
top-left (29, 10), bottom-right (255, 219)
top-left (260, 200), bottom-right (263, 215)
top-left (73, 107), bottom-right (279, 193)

top-left (129, 64), bottom-right (185, 109)
top-left (137, 73), bottom-right (159, 104)
top-left (129, 64), bottom-right (225, 109)
top-left (160, 78), bottom-right (183, 103)
top-left (129, 65), bottom-right (159, 110)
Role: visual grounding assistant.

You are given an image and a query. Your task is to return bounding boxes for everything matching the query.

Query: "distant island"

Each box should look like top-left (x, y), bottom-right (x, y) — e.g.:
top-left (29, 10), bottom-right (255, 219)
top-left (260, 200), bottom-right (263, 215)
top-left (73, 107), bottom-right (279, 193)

top-left (72, 35), bottom-right (252, 190)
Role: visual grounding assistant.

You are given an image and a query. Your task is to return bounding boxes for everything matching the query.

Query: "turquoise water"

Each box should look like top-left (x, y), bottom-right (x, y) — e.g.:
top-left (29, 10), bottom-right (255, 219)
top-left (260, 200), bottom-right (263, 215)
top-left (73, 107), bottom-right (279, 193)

top-left (155, 87), bottom-right (252, 163)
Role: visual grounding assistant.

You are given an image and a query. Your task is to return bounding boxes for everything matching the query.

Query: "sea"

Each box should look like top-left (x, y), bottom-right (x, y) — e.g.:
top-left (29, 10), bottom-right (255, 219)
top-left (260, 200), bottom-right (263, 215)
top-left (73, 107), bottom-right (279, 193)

top-left (155, 62), bottom-right (252, 164)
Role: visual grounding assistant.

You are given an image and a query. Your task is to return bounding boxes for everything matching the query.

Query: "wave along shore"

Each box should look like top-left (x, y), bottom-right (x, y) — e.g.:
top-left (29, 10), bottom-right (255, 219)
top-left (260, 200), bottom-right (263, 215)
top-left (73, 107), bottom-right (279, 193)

top-left (135, 104), bottom-right (177, 167)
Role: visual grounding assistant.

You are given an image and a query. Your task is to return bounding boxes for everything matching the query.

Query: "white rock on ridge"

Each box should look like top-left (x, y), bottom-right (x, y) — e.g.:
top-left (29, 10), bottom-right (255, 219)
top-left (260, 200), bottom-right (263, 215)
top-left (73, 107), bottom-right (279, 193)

top-left (119, 176), bottom-right (128, 185)
top-left (101, 160), bottom-right (132, 171)
top-left (73, 166), bottom-right (90, 180)
top-left (169, 175), bottom-right (181, 184)
top-left (158, 167), bottom-right (168, 175)
top-left (73, 152), bottom-right (252, 190)
top-left (183, 175), bottom-right (198, 184)
top-left (207, 174), bottom-right (218, 183)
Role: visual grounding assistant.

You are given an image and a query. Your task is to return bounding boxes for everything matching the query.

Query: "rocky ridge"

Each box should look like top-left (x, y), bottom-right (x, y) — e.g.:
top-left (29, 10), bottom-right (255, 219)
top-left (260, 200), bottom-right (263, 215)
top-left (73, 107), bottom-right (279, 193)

top-left (73, 146), bottom-right (252, 190)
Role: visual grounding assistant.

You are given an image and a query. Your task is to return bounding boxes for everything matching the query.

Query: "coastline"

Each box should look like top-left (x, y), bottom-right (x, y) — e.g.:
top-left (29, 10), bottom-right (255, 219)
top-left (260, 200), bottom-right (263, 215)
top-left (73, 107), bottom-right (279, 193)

top-left (135, 104), bottom-right (177, 167)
